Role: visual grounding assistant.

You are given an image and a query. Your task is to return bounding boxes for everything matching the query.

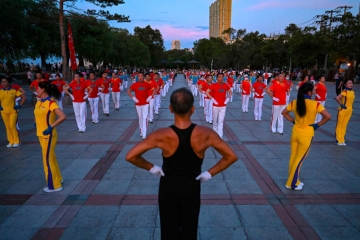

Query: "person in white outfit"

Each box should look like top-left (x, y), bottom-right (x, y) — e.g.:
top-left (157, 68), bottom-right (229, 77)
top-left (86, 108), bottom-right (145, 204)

top-left (252, 75), bottom-right (267, 121)
top-left (267, 73), bottom-right (289, 134)
top-left (64, 73), bottom-right (92, 132)
top-left (206, 73), bottom-right (232, 139)
top-left (127, 72), bottom-right (156, 139)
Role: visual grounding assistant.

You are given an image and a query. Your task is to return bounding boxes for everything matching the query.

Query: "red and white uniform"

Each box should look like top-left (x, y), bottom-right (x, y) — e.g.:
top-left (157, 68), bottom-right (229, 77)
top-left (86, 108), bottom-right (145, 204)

top-left (252, 82), bottom-right (267, 121)
top-left (86, 80), bottom-right (101, 123)
top-left (147, 80), bottom-right (157, 122)
top-left (285, 79), bottom-right (292, 104)
top-left (68, 80), bottom-right (87, 132)
top-left (208, 82), bottom-right (230, 138)
top-left (227, 77), bottom-right (235, 102)
top-left (241, 80), bottom-right (251, 112)
top-left (269, 81), bottom-right (288, 133)
top-left (197, 79), bottom-right (205, 107)
top-left (99, 77), bottom-right (111, 114)
top-left (315, 82), bottom-right (327, 123)
top-left (111, 78), bottom-right (122, 109)
top-left (201, 81), bottom-right (213, 122)
top-left (154, 79), bottom-right (163, 114)
top-left (51, 79), bottom-right (67, 110)
top-left (130, 81), bottom-right (153, 138)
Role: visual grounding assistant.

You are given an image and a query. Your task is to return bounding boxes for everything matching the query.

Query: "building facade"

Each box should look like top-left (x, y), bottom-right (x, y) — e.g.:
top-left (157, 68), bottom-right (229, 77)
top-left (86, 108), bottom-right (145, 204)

top-left (209, 0), bottom-right (232, 41)
top-left (171, 40), bottom-right (181, 50)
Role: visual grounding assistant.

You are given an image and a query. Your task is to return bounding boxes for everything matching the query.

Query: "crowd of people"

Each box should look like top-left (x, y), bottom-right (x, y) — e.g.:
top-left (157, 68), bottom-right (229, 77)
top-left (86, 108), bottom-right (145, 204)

top-left (0, 70), bottom-right (356, 193)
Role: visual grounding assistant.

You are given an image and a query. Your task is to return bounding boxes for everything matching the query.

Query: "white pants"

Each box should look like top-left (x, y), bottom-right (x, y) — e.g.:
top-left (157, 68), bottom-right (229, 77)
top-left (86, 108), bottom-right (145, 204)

top-left (100, 93), bottom-right (110, 114)
top-left (316, 101), bottom-right (325, 123)
top-left (236, 84), bottom-right (241, 92)
top-left (166, 82), bottom-right (169, 93)
top-left (271, 105), bottom-right (286, 133)
top-left (88, 97), bottom-right (99, 123)
top-left (148, 98), bottom-right (155, 121)
top-left (124, 80), bottom-right (128, 89)
top-left (242, 94), bottom-right (250, 112)
top-left (264, 78), bottom-right (268, 85)
top-left (56, 92), bottom-right (64, 110)
top-left (254, 98), bottom-right (264, 120)
top-left (212, 106), bottom-right (226, 138)
top-left (205, 99), bottom-right (213, 122)
top-left (170, 79), bottom-right (173, 86)
top-left (199, 92), bottom-right (205, 107)
top-left (191, 84), bottom-right (197, 96)
top-left (228, 88), bottom-right (233, 102)
top-left (136, 104), bottom-right (149, 137)
top-left (112, 92), bottom-right (120, 109)
top-left (286, 94), bottom-right (290, 105)
top-left (73, 102), bottom-right (87, 131)
top-left (155, 94), bottom-right (161, 113)
top-left (162, 86), bottom-right (166, 97)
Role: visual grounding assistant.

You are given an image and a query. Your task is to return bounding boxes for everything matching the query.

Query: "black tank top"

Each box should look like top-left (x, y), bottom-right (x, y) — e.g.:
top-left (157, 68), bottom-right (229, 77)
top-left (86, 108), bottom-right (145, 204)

top-left (162, 123), bottom-right (203, 178)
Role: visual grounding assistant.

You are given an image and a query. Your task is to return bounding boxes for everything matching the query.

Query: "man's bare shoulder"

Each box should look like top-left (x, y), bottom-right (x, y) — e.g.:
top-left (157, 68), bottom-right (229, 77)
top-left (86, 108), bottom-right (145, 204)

top-left (149, 127), bottom-right (174, 138)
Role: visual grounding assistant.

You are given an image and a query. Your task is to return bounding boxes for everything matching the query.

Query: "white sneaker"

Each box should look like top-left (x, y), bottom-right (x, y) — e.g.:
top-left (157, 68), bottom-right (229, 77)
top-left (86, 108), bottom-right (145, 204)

top-left (285, 184), bottom-right (303, 190)
top-left (142, 136), bottom-right (146, 140)
top-left (140, 133), bottom-right (143, 137)
top-left (43, 187), bottom-right (63, 193)
top-left (342, 142), bottom-right (347, 146)
top-left (12, 143), bottom-right (21, 148)
top-left (6, 143), bottom-right (12, 148)
top-left (337, 142), bottom-right (345, 146)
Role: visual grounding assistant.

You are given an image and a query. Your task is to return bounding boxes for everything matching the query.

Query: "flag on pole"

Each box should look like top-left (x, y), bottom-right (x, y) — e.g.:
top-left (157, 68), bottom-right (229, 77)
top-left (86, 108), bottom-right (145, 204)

top-left (67, 21), bottom-right (77, 71)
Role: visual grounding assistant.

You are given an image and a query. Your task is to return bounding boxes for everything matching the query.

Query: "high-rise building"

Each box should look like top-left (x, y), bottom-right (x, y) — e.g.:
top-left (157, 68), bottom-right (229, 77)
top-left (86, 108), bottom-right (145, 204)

top-left (209, 0), bottom-right (232, 41)
top-left (171, 40), bottom-right (181, 50)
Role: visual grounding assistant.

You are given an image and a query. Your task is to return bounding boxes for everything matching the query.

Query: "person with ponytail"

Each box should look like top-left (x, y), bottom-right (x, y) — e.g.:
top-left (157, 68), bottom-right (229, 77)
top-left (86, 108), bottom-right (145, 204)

top-left (0, 76), bottom-right (26, 148)
top-left (34, 81), bottom-right (66, 192)
top-left (282, 82), bottom-right (331, 190)
top-left (335, 79), bottom-right (355, 146)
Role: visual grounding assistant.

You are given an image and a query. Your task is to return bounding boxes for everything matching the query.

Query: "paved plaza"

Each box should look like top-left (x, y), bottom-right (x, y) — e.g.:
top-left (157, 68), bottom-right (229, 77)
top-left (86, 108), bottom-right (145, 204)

top-left (0, 75), bottom-right (360, 240)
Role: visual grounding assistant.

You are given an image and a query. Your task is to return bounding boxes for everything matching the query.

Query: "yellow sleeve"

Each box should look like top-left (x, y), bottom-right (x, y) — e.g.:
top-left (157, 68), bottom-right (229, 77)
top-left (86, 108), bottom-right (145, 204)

top-left (49, 101), bottom-right (60, 112)
top-left (15, 91), bottom-right (22, 97)
top-left (316, 102), bottom-right (325, 113)
top-left (341, 91), bottom-right (346, 97)
top-left (286, 100), bottom-right (295, 112)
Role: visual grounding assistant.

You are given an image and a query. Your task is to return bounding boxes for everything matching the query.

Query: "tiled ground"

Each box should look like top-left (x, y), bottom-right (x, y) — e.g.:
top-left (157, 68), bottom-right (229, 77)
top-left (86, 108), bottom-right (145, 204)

top-left (0, 75), bottom-right (359, 240)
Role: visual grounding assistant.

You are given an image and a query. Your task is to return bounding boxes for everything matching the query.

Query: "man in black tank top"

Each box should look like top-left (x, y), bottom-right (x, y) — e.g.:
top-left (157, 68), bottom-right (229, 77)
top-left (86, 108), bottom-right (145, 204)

top-left (126, 88), bottom-right (238, 240)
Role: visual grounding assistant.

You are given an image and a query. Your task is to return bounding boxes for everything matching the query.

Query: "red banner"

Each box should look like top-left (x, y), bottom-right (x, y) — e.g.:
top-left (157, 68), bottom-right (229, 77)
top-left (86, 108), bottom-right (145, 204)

top-left (67, 21), bottom-right (77, 71)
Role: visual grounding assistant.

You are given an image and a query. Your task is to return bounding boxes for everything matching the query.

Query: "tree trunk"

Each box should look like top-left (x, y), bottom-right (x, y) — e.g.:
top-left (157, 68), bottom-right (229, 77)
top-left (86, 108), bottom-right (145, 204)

top-left (59, 0), bottom-right (68, 81)
top-left (40, 52), bottom-right (47, 69)
top-left (78, 55), bottom-right (84, 67)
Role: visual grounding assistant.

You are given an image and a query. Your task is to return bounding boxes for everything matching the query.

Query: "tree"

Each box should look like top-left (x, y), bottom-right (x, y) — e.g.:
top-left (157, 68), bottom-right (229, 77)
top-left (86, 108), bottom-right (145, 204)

top-left (58, 0), bottom-right (130, 79)
top-left (134, 25), bottom-right (165, 66)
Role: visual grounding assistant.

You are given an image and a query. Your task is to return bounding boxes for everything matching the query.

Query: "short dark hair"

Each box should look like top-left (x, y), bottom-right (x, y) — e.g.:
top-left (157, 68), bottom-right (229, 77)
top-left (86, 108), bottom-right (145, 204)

top-left (144, 72), bottom-right (150, 77)
top-left (170, 88), bottom-right (194, 115)
top-left (1, 76), bottom-right (12, 84)
top-left (138, 71), bottom-right (144, 76)
top-left (217, 73), bottom-right (224, 77)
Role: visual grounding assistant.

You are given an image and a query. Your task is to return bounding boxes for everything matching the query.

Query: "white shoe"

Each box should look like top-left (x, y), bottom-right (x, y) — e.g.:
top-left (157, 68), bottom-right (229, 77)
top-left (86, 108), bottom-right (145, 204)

top-left (342, 142), bottom-right (347, 146)
top-left (43, 187), bottom-right (63, 193)
top-left (142, 136), bottom-right (146, 140)
top-left (12, 143), bottom-right (21, 148)
top-left (337, 142), bottom-right (345, 146)
top-left (6, 143), bottom-right (12, 148)
top-left (285, 184), bottom-right (303, 190)
top-left (140, 132), bottom-right (143, 137)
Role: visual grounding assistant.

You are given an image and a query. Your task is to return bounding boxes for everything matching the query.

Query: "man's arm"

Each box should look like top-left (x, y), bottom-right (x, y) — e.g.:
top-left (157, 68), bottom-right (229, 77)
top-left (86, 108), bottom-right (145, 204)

top-left (127, 88), bottom-right (133, 98)
top-left (267, 88), bottom-right (273, 98)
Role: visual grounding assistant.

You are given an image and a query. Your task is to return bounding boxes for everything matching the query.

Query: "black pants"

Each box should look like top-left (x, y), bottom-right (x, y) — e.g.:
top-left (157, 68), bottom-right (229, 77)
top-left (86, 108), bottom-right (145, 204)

top-left (159, 176), bottom-right (200, 240)
top-left (336, 85), bottom-right (341, 96)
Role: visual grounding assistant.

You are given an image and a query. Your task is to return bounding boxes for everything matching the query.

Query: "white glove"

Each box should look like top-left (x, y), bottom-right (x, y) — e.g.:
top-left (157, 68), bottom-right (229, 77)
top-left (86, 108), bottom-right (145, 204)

top-left (212, 99), bottom-right (219, 105)
top-left (149, 165), bottom-right (165, 177)
top-left (224, 98), bottom-right (230, 104)
top-left (196, 171), bottom-right (212, 183)
top-left (261, 92), bottom-right (266, 97)
top-left (83, 95), bottom-right (88, 100)
top-left (146, 96), bottom-right (152, 102)
top-left (242, 90), bottom-right (246, 94)
top-left (255, 92), bottom-right (260, 96)
top-left (132, 96), bottom-right (139, 103)
top-left (15, 97), bottom-right (21, 102)
top-left (296, 85), bottom-right (299, 90)
top-left (97, 92), bottom-right (101, 96)
top-left (33, 92), bottom-right (38, 96)
top-left (316, 94), bottom-right (320, 99)
top-left (70, 94), bottom-right (74, 100)
top-left (98, 87), bottom-right (103, 91)
top-left (108, 88), bottom-right (112, 91)
top-left (273, 97), bottom-right (279, 102)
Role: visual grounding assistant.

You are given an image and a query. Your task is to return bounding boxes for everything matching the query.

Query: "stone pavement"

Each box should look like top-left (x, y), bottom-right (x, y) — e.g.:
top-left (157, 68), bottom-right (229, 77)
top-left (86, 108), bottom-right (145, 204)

top-left (0, 75), bottom-right (359, 240)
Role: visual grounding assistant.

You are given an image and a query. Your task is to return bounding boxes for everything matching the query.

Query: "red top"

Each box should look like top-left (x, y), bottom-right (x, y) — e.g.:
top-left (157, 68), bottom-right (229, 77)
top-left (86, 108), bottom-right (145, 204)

top-left (0, 84), bottom-right (22, 90)
top-left (86, 80), bottom-right (101, 98)
top-left (44, 73), bottom-right (50, 81)
top-left (253, 82), bottom-right (267, 99)
top-left (315, 82), bottom-right (327, 101)
top-left (298, 81), bottom-right (306, 87)
top-left (241, 81), bottom-right (251, 95)
top-left (99, 78), bottom-right (111, 94)
top-left (285, 79), bottom-right (292, 89)
top-left (227, 77), bottom-right (234, 87)
top-left (51, 80), bottom-right (67, 93)
top-left (201, 82), bottom-right (212, 99)
top-left (147, 80), bottom-right (157, 99)
top-left (111, 78), bottom-right (122, 92)
top-left (264, 73), bottom-right (269, 79)
top-left (68, 81), bottom-right (87, 102)
top-left (269, 81), bottom-right (288, 105)
top-left (209, 82), bottom-right (230, 107)
top-left (154, 79), bottom-right (163, 94)
top-left (130, 81), bottom-right (153, 106)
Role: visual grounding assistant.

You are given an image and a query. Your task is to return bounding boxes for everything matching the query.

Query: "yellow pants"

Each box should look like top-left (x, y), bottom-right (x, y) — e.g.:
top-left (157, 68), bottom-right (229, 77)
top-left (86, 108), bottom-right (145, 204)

top-left (286, 132), bottom-right (313, 188)
top-left (335, 110), bottom-right (352, 143)
top-left (38, 130), bottom-right (62, 190)
top-left (1, 112), bottom-right (20, 144)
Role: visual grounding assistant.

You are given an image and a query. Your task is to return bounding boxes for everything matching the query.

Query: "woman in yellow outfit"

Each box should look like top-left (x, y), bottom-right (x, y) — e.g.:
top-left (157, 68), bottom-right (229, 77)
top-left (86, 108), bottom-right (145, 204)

top-left (34, 81), bottom-right (66, 192)
top-left (335, 79), bottom-right (355, 146)
top-left (0, 76), bottom-right (26, 148)
top-left (282, 83), bottom-right (331, 190)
